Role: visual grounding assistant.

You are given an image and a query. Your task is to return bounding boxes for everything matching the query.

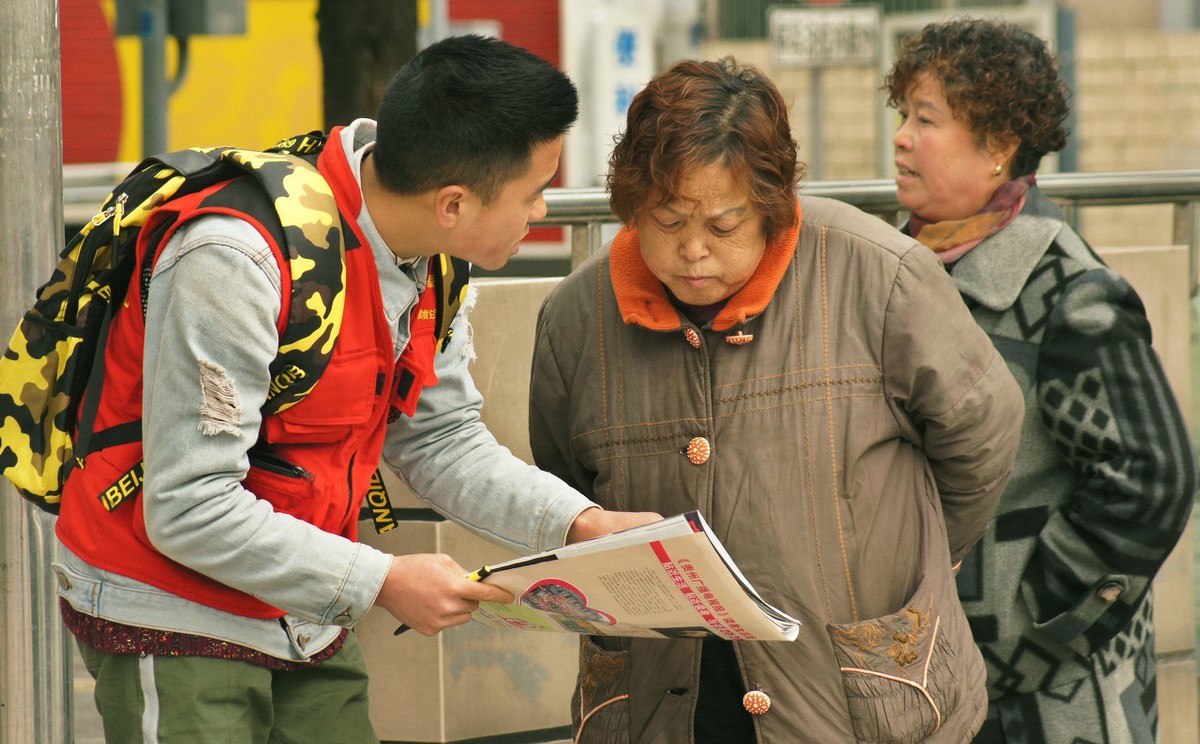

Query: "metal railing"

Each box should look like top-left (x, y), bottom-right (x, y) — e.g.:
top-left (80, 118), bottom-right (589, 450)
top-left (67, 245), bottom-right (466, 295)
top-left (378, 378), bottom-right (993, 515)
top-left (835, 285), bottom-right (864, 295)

top-left (64, 166), bottom-right (1200, 287)
top-left (540, 170), bottom-right (1200, 294)
top-left (63, 165), bottom-right (1200, 290)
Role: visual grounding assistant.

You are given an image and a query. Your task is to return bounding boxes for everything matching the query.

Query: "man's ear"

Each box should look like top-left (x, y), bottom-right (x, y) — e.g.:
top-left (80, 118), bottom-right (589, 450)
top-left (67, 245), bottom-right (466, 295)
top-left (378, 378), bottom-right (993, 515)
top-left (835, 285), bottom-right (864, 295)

top-left (433, 185), bottom-right (469, 228)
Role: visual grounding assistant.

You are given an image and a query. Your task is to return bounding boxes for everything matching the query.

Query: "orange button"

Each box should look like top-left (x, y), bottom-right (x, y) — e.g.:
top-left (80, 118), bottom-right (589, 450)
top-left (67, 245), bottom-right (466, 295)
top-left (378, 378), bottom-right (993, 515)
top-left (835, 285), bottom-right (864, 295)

top-left (686, 437), bottom-right (710, 465)
top-left (743, 689), bottom-right (770, 715)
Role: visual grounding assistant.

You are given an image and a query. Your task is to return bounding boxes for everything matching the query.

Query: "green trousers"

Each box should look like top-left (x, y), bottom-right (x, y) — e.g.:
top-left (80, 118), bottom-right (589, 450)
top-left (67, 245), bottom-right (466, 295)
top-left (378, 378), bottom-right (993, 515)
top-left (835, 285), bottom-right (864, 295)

top-left (77, 632), bottom-right (379, 744)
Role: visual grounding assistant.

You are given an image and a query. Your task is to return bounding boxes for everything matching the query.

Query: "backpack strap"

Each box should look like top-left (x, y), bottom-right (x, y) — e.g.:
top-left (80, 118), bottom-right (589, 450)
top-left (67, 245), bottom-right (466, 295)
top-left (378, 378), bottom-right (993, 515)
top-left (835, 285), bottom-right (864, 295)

top-left (207, 144), bottom-right (347, 414)
top-left (138, 140), bottom-right (347, 414)
top-left (81, 139), bottom-right (347, 460)
top-left (431, 254), bottom-right (471, 352)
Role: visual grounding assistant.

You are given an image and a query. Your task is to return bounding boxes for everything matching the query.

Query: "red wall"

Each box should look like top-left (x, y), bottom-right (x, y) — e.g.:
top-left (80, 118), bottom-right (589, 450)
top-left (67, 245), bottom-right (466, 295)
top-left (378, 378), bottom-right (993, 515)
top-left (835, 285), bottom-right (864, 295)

top-left (450, 0), bottom-right (563, 242)
top-left (450, 0), bottom-right (561, 65)
top-left (61, 0), bottom-right (123, 163)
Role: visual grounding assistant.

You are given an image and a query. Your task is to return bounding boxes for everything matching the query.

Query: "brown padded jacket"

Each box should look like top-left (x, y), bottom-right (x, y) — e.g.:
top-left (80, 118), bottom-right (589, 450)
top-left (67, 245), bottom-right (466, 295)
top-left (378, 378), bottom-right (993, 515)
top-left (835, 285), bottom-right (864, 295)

top-left (529, 195), bottom-right (1024, 743)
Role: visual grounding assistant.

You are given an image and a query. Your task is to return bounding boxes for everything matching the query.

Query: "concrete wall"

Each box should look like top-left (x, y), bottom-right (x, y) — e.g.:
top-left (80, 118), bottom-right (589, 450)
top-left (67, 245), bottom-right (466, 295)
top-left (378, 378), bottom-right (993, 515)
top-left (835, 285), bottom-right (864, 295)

top-left (1074, 29), bottom-right (1200, 246)
top-left (1058, 0), bottom-right (1160, 31)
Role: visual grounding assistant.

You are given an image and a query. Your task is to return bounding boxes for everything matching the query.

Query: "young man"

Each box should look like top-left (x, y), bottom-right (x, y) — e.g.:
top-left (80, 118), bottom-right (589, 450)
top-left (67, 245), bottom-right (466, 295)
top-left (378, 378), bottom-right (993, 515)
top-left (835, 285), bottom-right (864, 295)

top-left (53, 35), bottom-right (655, 742)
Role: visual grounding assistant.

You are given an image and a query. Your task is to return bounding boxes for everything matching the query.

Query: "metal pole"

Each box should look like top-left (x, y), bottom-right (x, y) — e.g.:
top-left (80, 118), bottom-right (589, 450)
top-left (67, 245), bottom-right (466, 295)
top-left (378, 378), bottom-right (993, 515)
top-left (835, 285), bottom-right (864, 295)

top-left (1, 0), bottom-right (73, 742)
top-left (569, 222), bottom-right (605, 268)
top-left (809, 67), bottom-right (823, 181)
top-left (1174, 200), bottom-right (1200, 298)
top-left (139, 0), bottom-right (169, 155)
top-left (418, 0), bottom-right (450, 49)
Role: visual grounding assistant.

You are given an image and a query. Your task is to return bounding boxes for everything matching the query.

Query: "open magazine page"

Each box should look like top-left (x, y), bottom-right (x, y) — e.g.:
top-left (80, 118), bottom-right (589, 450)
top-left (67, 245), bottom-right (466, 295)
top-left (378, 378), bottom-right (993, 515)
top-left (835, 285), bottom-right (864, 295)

top-left (471, 511), bottom-right (800, 641)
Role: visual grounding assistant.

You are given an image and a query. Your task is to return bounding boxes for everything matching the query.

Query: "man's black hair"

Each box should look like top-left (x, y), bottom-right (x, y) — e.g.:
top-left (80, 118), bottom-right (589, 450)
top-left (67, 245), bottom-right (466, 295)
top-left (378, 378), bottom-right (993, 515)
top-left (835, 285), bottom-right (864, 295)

top-left (372, 35), bottom-right (578, 204)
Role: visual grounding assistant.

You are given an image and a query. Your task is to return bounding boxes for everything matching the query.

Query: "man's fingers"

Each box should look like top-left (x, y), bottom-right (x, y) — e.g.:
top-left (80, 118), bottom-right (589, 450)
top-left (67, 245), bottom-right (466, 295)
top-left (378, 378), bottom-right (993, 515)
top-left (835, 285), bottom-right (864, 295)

top-left (463, 580), bottom-right (515, 605)
top-left (408, 607), bottom-right (483, 636)
top-left (376, 553), bottom-right (520, 636)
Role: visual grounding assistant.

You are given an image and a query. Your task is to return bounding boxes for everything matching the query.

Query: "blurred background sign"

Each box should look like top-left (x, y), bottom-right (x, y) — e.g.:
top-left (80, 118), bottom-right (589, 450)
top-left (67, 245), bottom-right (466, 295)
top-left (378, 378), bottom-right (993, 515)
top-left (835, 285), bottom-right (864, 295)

top-left (769, 4), bottom-right (881, 67)
top-left (769, 4), bottom-right (881, 179)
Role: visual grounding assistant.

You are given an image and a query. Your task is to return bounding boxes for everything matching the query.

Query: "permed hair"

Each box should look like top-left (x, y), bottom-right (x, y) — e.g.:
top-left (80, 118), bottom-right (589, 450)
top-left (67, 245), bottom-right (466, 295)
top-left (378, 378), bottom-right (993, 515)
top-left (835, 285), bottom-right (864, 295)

top-left (607, 57), bottom-right (802, 243)
top-left (883, 18), bottom-right (1069, 177)
top-left (372, 35), bottom-right (578, 204)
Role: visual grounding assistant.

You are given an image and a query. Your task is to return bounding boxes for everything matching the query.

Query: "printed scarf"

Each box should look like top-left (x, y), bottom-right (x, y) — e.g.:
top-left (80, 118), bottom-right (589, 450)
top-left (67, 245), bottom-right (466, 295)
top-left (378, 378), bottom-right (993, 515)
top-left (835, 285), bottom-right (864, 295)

top-left (909, 175), bottom-right (1035, 264)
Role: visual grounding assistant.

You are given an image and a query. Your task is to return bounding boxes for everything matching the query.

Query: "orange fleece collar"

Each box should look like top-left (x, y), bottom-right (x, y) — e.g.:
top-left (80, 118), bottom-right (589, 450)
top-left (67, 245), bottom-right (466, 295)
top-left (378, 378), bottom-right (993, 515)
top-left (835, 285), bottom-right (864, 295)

top-left (609, 199), bottom-right (801, 332)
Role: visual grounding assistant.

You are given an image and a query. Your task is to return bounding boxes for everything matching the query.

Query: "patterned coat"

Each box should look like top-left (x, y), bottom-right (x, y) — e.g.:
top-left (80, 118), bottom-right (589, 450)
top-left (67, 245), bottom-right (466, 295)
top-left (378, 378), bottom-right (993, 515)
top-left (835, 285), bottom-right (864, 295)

top-left (936, 186), bottom-right (1198, 743)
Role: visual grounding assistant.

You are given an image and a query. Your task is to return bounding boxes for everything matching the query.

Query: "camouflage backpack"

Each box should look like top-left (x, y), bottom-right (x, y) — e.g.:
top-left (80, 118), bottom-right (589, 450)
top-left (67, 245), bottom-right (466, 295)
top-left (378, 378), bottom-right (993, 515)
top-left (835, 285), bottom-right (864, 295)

top-left (0, 132), bottom-right (348, 514)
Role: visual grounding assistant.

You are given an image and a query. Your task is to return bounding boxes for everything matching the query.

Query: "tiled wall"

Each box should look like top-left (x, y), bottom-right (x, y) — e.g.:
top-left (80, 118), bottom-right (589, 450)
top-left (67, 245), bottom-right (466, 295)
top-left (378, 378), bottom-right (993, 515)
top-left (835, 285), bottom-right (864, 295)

top-left (1073, 30), bottom-right (1200, 247)
top-left (701, 30), bottom-right (1200, 246)
top-left (1075, 30), bottom-right (1200, 173)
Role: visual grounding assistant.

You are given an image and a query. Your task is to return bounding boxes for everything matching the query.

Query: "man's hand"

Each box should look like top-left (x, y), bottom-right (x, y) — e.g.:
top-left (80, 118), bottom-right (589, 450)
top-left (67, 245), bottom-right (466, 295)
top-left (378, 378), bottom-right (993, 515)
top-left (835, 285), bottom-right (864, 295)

top-left (374, 553), bottom-right (515, 636)
top-left (566, 506), bottom-right (662, 544)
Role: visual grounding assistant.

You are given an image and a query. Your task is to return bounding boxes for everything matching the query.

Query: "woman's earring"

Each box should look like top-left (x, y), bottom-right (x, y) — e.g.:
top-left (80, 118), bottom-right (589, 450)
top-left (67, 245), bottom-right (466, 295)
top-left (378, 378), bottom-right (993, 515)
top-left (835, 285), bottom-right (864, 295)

top-left (992, 163), bottom-right (1003, 177)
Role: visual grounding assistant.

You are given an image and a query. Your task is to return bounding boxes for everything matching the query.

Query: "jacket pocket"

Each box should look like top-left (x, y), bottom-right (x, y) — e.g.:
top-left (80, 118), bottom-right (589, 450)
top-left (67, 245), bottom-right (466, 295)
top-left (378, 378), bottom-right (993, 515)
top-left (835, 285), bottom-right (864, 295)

top-left (268, 347), bottom-right (378, 442)
top-left (573, 636), bottom-right (631, 744)
top-left (826, 572), bottom-right (964, 744)
top-left (243, 450), bottom-right (326, 526)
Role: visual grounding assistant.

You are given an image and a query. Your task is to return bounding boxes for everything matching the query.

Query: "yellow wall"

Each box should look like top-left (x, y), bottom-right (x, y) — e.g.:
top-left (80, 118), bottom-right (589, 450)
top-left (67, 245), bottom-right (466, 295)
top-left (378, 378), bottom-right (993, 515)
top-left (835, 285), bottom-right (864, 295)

top-left (102, 0), bottom-right (322, 161)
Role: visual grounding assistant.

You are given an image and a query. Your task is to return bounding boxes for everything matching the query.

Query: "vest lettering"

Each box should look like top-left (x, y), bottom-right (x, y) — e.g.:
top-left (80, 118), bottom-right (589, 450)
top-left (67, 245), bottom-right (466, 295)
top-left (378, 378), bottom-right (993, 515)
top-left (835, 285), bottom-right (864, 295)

top-left (267, 364), bottom-right (307, 400)
top-left (416, 308), bottom-right (437, 320)
top-left (292, 137), bottom-right (320, 154)
top-left (373, 506), bottom-right (396, 533)
top-left (367, 470), bottom-right (395, 533)
top-left (366, 486), bottom-right (388, 509)
top-left (99, 460), bottom-right (145, 511)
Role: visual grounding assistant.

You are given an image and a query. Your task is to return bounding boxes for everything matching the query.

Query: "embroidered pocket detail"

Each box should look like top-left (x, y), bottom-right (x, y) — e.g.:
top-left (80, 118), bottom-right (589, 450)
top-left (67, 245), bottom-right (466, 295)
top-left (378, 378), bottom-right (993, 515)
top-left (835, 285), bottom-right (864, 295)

top-left (573, 637), bottom-right (631, 744)
top-left (826, 574), bottom-right (963, 744)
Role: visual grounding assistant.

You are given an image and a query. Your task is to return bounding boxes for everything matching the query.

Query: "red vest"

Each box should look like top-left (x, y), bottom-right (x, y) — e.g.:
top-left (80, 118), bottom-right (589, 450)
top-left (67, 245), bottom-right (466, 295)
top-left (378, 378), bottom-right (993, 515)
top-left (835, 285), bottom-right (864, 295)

top-left (56, 132), bottom-right (435, 619)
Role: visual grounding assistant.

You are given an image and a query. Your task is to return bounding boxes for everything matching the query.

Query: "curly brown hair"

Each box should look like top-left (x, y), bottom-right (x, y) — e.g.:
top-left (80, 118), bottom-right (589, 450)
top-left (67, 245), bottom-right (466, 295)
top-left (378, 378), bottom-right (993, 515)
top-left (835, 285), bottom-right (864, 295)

top-left (883, 18), bottom-right (1069, 177)
top-left (607, 57), bottom-right (802, 243)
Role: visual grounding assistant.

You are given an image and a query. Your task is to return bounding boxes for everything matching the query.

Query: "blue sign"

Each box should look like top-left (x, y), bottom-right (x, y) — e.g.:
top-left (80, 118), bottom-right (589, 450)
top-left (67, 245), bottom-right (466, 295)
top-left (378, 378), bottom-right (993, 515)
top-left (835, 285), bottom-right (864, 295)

top-left (615, 29), bottom-right (637, 66)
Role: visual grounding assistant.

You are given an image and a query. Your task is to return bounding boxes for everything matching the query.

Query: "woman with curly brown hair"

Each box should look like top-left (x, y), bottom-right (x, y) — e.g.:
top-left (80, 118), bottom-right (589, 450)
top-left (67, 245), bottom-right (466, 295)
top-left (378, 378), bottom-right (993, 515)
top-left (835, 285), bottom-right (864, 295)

top-left (885, 18), bottom-right (1197, 744)
top-left (529, 55), bottom-right (1025, 743)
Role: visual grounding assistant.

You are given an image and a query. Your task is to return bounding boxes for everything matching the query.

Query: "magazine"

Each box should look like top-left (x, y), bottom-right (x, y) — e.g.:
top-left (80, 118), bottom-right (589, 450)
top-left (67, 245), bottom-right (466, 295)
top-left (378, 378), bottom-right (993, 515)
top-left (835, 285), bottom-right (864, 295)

top-left (469, 511), bottom-right (800, 641)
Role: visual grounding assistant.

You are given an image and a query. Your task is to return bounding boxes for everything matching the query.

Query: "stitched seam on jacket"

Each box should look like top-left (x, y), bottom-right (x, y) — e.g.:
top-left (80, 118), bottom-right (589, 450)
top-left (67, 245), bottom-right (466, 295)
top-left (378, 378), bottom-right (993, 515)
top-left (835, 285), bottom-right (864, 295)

top-left (715, 376), bottom-right (881, 405)
top-left (795, 220), bottom-right (834, 620)
top-left (819, 225), bottom-right (859, 622)
top-left (712, 362), bottom-right (880, 392)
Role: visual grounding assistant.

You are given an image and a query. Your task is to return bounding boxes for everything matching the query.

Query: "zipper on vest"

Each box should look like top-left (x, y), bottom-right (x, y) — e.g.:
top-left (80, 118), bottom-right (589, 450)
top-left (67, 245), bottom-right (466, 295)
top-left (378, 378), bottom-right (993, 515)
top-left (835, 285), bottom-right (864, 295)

top-left (342, 454), bottom-right (357, 528)
top-left (248, 449), bottom-right (314, 481)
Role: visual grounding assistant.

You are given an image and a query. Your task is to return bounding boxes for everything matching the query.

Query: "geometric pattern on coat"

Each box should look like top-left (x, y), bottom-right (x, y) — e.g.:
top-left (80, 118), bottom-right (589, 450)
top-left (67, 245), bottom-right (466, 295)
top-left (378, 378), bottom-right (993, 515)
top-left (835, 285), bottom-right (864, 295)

top-left (946, 192), bottom-right (1196, 744)
top-left (972, 598), bottom-right (1157, 744)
